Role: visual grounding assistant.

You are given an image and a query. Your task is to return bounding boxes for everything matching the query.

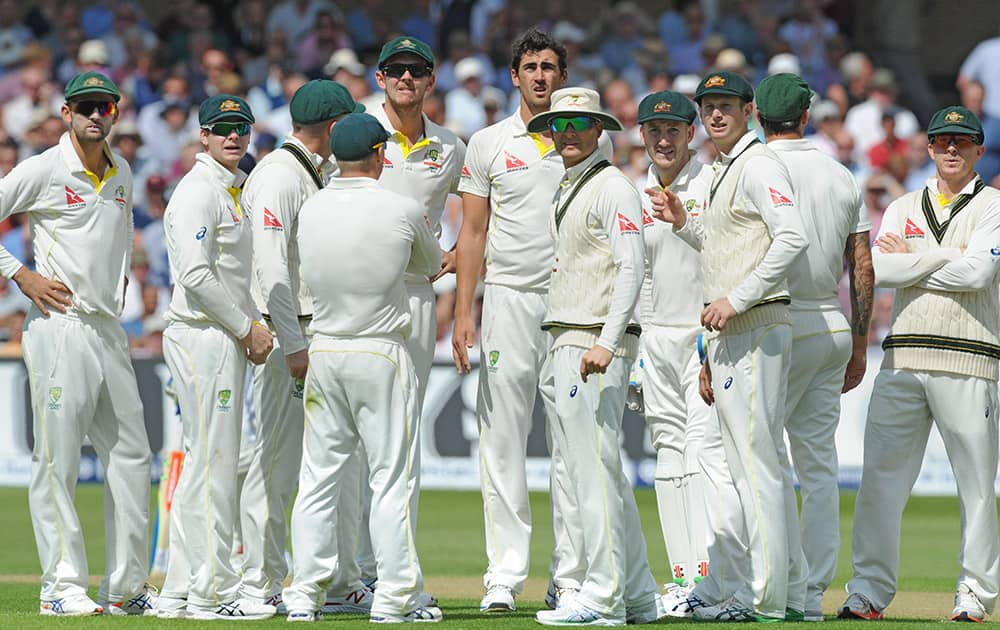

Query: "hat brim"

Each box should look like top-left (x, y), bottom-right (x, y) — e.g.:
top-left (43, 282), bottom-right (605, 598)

top-left (526, 109), bottom-right (624, 133)
top-left (637, 112), bottom-right (695, 125)
top-left (929, 125), bottom-right (983, 142)
top-left (694, 87), bottom-right (751, 104)
top-left (67, 87), bottom-right (121, 102)
top-left (203, 112), bottom-right (255, 125)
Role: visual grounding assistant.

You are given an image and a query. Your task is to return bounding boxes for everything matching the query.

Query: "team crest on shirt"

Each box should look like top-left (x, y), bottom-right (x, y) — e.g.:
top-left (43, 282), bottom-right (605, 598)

top-left (64, 186), bottom-right (85, 208)
top-left (504, 151), bottom-right (528, 172)
top-left (114, 184), bottom-right (127, 207)
top-left (768, 187), bottom-right (793, 207)
top-left (617, 212), bottom-right (640, 234)
top-left (903, 218), bottom-right (925, 239)
top-left (292, 379), bottom-right (305, 399)
top-left (262, 207), bottom-right (284, 231)
top-left (48, 386), bottom-right (63, 410)
top-left (217, 389), bottom-right (232, 411)
top-left (488, 350), bottom-right (500, 373)
top-left (423, 148), bottom-right (442, 170)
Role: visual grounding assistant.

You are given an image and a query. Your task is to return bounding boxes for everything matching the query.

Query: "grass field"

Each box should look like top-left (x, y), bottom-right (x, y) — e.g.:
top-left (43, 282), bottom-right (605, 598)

top-left (0, 486), bottom-right (983, 627)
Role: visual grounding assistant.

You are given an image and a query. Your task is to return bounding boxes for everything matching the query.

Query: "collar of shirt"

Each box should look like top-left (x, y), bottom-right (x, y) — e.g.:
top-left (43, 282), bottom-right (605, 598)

top-left (563, 149), bottom-right (605, 185)
top-left (195, 152), bottom-right (247, 188)
top-left (284, 132), bottom-right (335, 180)
top-left (326, 176), bottom-right (381, 191)
top-left (716, 130), bottom-right (758, 165)
top-left (58, 131), bottom-right (116, 176)
top-left (765, 138), bottom-right (814, 153)
top-left (926, 173), bottom-right (983, 210)
top-left (645, 151), bottom-right (700, 190)
top-left (372, 103), bottom-right (442, 155)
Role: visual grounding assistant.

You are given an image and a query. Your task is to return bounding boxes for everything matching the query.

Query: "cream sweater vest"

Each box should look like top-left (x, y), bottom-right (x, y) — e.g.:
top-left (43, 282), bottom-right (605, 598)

top-left (544, 166), bottom-right (640, 358)
top-left (702, 141), bottom-right (790, 335)
top-left (882, 183), bottom-right (1000, 380)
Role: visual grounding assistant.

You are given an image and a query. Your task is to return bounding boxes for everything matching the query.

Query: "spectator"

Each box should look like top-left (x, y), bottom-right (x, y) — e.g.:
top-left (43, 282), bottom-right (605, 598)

top-left (296, 10), bottom-right (352, 76)
top-left (112, 119), bottom-right (159, 226)
top-left (101, 5), bottom-right (157, 71)
top-left (324, 48), bottom-right (378, 109)
top-left (267, 0), bottom-right (339, 44)
top-left (435, 30), bottom-right (495, 93)
top-left (805, 99), bottom-right (842, 158)
top-left (828, 50), bottom-right (873, 115)
top-left (76, 39), bottom-right (111, 76)
top-left (261, 72), bottom-right (308, 140)
top-left (138, 75), bottom-right (198, 169)
top-left (716, 0), bottom-right (769, 70)
top-left (345, 0), bottom-right (381, 53)
top-left (235, 0), bottom-right (269, 59)
top-left (0, 275), bottom-right (28, 346)
top-left (902, 132), bottom-right (935, 192)
top-left (247, 63), bottom-right (290, 121)
top-left (20, 112), bottom-right (62, 157)
top-left (0, 136), bottom-right (17, 175)
top-left (2, 65), bottom-right (59, 142)
top-left (867, 107), bottom-right (909, 173)
top-left (445, 57), bottom-right (487, 140)
top-left (53, 26), bottom-right (86, 85)
top-left (191, 47), bottom-right (232, 101)
top-left (957, 31), bottom-right (1000, 183)
top-left (141, 175), bottom-right (170, 288)
top-left (667, 0), bottom-right (713, 75)
top-left (551, 20), bottom-right (589, 87)
top-left (399, 0), bottom-right (435, 49)
top-left (844, 68), bottom-right (919, 169)
top-left (598, 2), bottom-right (648, 74)
top-left (777, 0), bottom-right (838, 88)
top-left (0, 0), bottom-right (34, 74)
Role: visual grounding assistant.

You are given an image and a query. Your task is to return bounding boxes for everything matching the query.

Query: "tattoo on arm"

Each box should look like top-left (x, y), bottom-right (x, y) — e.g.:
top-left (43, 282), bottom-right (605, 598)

top-left (846, 231), bottom-right (874, 336)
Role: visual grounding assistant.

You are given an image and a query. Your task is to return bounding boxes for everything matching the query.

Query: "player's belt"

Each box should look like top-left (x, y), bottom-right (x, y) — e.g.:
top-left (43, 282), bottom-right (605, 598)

top-left (540, 321), bottom-right (642, 337)
top-left (882, 333), bottom-right (1000, 360)
top-left (261, 313), bottom-right (313, 322)
top-left (702, 296), bottom-right (791, 308)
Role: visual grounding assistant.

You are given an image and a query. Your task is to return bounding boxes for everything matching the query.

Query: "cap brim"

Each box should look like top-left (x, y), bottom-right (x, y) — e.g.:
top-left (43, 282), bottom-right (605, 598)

top-left (526, 109), bottom-right (624, 133)
top-left (637, 112), bottom-right (695, 125)
top-left (67, 88), bottom-right (121, 102)
top-left (694, 87), bottom-right (750, 103)
top-left (930, 124), bottom-right (982, 139)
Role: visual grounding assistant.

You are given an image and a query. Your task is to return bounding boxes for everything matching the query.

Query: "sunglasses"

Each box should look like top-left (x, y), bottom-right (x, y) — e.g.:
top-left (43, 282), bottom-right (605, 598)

top-left (72, 100), bottom-right (117, 117)
top-left (380, 63), bottom-right (433, 79)
top-left (201, 122), bottom-right (252, 137)
top-left (549, 116), bottom-right (597, 133)
top-left (930, 134), bottom-right (978, 149)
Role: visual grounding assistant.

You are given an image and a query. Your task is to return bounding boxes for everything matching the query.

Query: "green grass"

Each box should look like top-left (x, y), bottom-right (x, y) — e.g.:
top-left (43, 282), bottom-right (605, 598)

top-left (0, 487), bottom-right (981, 627)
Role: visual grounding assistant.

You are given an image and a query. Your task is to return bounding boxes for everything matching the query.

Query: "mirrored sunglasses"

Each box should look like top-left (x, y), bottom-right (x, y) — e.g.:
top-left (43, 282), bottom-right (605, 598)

top-left (930, 134), bottom-right (977, 149)
top-left (549, 116), bottom-right (596, 133)
top-left (202, 122), bottom-right (252, 137)
top-left (381, 63), bottom-right (433, 79)
top-left (72, 100), bottom-right (117, 117)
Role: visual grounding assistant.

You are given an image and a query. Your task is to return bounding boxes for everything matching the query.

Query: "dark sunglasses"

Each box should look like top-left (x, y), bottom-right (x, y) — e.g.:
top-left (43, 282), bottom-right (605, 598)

top-left (549, 116), bottom-right (596, 133)
top-left (930, 134), bottom-right (978, 149)
top-left (72, 100), bottom-right (117, 117)
top-left (380, 62), bottom-right (433, 79)
top-left (201, 122), bottom-right (252, 137)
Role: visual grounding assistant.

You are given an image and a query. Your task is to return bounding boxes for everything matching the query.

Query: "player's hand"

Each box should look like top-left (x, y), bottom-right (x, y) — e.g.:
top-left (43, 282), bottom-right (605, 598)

top-left (875, 232), bottom-right (908, 254)
top-left (580, 345), bottom-right (613, 382)
top-left (431, 249), bottom-right (457, 282)
top-left (286, 349), bottom-right (309, 380)
top-left (644, 187), bottom-right (686, 228)
top-left (12, 267), bottom-right (72, 316)
top-left (242, 321), bottom-right (273, 365)
top-left (701, 297), bottom-right (736, 332)
top-left (842, 344), bottom-right (867, 393)
top-left (452, 313), bottom-right (476, 373)
top-left (699, 361), bottom-right (714, 405)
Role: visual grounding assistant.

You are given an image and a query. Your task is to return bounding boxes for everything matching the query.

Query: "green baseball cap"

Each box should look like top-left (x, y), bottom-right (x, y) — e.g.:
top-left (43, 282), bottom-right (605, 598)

top-left (927, 106), bottom-right (984, 144)
top-left (378, 36), bottom-right (434, 68)
top-left (637, 91), bottom-right (696, 125)
top-left (289, 80), bottom-right (364, 125)
top-left (755, 73), bottom-right (812, 122)
top-left (198, 94), bottom-right (255, 125)
top-left (64, 71), bottom-right (121, 102)
top-left (329, 112), bottom-right (390, 161)
top-left (694, 71), bottom-right (753, 104)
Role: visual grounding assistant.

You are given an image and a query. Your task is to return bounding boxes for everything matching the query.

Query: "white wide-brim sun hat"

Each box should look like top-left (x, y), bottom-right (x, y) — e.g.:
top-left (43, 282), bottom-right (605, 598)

top-left (526, 87), bottom-right (623, 133)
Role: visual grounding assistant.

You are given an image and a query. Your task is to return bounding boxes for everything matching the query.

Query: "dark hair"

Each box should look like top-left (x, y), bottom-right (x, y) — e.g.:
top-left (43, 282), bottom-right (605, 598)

top-left (510, 28), bottom-right (567, 73)
top-left (758, 116), bottom-right (800, 135)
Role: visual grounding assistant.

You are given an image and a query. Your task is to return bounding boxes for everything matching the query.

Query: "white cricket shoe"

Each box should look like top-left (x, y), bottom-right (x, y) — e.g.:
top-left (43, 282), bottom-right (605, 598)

top-left (150, 594), bottom-right (188, 619)
top-left (322, 586), bottom-right (374, 614)
top-left (692, 596), bottom-right (757, 622)
top-left (370, 605), bottom-right (443, 623)
top-left (39, 594), bottom-right (103, 616)
top-left (951, 583), bottom-right (987, 623)
top-left (535, 600), bottom-right (624, 626)
top-left (480, 584), bottom-right (516, 612)
top-left (545, 583), bottom-right (579, 610)
top-left (264, 592), bottom-right (288, 615)
top-left (660, 583), bottom-right (709, 618)
top-left (102, 583), bottom-right (158, 616)
top-left (415, 591), bottom-right (438, 608)
top-left (187, 597), bottom-right (277, 620)
top-left (287, 609), bottom-right (322, 622)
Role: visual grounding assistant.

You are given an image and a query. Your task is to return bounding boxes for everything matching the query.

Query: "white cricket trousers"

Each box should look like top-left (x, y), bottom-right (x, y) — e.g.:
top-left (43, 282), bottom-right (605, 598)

top-left (162, 322), bottom-right (248, 607)
top-left (23, 308), bottom-right (151, 602)
top-left (478, 284), bottom-right (583, 593)
top-left (640, 325), bottom-right (711, 586)
top-left (283, 335), bottom-right (424, 618)
top-left (848, 368), bottom-right (1000, 613)
top-left (539, 342), bottom-right (660, 620)
top-left (785, 308), bottom-right (852, 614)
top-left (707, 322), bottom-right (796, 619)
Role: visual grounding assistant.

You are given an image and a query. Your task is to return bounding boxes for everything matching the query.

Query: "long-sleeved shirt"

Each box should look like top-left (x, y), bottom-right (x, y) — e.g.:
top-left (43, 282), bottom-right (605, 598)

top-left (243, 134), bottom-right (332, 355)
top-left (164, 153), bottom-right (257, 339)
top-left (299, 177), bottom-right (442, 339)
top-left (0, 132), bottom-right (133, 317)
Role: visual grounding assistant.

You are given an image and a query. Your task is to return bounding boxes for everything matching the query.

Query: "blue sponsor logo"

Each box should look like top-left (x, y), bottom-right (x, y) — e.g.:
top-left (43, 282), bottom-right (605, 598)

top-left (991, 247), bottom-right (1000, 257)
top-left (570, 385), bottom-right (578, 398)
top-left (196, 226), bottom-right (207, 240)
top-left (724, 376), bottom-right (733, 390)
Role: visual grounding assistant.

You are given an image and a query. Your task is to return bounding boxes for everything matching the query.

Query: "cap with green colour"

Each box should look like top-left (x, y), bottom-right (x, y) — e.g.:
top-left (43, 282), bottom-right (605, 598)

top-left (64, 71), bottom-right (121, 102)
top-left (755, 73), bottom-right (812, 122)
top-left (927, 106), bottom-right (984, 144)
top-left (329, 112), bottom-right (390, 161)
top-left (378, 36), bottom-right (434, 67)
top-left (289, 80), bottom-right (364, 125)
top-left (694, 71), bottom-right (754, 104)
top-left (637, 91), bottom-right (696, 125)
top-left (199, 94), bottom-right (255, 125)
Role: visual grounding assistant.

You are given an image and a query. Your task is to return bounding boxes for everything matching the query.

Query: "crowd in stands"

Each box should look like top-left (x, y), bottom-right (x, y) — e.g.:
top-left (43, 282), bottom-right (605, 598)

top-left (0, 0), bottom-right (992, 358)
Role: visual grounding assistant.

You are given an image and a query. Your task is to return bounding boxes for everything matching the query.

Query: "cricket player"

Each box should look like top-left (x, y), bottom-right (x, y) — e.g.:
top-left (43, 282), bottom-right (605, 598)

top-left (454, 28), bottom-right (606, 612)
top-left (840, 106), bottom-right (1000, 623)
top-left (372, 35), bottom-right (465, 402)
top-left (282, 112), bottom-right (443, 623)
top-left (649, 71), bottom-right (807, 621)
top-left (158, 94), bottom-right (276, 620)
top-left (755, 73), bottom-right (874, 622)
top-left (239, 79), bottom-right (372, 614)
top-left (635, 89), bottom-right (750, 610)
top-left (0, 71), bottom-right (154, 617)
top-left (526, 87), bottom-right (662, 626)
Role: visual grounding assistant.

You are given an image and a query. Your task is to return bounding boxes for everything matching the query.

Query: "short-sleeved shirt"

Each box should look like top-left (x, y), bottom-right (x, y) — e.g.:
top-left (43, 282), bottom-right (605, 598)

top-left (960, 36), bottom-right (1000, 119)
